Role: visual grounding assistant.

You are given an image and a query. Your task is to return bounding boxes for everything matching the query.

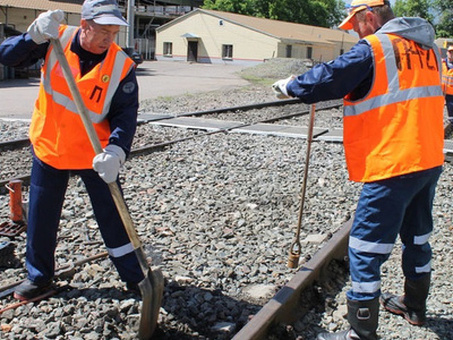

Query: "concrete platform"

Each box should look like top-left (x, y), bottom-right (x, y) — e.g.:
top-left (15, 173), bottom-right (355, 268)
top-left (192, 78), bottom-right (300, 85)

top-left (0, 60), bottom-right (250, 120)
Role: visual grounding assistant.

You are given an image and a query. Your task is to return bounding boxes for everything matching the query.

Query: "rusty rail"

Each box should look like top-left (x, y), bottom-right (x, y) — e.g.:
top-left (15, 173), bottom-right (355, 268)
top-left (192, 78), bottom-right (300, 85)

top-left (232, 218), bottom-right (352, 340)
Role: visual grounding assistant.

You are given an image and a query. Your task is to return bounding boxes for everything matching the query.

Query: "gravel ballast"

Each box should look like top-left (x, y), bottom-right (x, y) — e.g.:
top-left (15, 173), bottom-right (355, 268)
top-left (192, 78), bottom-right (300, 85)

top-left (0, 59), bottom-right (452, 340)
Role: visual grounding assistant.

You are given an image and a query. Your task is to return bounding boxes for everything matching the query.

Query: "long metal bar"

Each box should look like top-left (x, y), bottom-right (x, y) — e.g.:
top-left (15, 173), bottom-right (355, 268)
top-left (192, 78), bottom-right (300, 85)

top-left (287, 103), bottom-right (316, 268)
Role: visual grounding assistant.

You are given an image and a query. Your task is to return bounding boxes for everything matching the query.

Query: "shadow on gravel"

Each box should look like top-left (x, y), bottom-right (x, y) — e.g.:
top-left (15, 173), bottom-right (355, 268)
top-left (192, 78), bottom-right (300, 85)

top-left (265, 259), bottom-right (453, 340)
top-left (154, 281), bottom-right (263, 340)
top-left (425, 316), bottom-right (453, 340)
top-left (51, 274), bottom-right (453, 340)
top-left (60, 281), bottom-right (262, 339)
top-left (267, 259), bottom-right (350, 340)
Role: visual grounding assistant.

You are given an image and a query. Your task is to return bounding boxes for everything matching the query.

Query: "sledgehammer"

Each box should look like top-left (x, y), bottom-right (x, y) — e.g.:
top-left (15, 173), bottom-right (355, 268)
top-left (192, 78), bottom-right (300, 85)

top-left (50, 38), bottom-right (163, 339)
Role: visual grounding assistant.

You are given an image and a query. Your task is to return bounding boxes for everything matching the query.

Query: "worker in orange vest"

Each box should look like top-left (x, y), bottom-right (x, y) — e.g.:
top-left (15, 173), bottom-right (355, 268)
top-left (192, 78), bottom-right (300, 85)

top-left (0, 0), bottom-right (145, 300)
top-left (273, 1), bottom-right (443, 339)
top-left (442, 45), bottom-right (453, 123)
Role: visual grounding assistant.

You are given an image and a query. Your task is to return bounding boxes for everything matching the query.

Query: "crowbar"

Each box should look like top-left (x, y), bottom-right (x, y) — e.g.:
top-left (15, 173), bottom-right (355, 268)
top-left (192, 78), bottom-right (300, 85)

top-left (287, 103), bottom-right (316, 268)
top-left (50, 38), bottom-right (163, 339)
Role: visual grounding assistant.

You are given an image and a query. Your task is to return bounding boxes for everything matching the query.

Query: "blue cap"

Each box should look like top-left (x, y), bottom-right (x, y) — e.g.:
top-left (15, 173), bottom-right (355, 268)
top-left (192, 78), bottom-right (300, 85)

top-left (82, 0), bottom-right (129, 26)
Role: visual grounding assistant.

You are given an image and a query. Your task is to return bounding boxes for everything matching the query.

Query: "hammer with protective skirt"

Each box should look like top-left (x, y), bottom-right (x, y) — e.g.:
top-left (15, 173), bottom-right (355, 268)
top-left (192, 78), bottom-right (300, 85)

top-left (50, 38), bottom-right (164, 340)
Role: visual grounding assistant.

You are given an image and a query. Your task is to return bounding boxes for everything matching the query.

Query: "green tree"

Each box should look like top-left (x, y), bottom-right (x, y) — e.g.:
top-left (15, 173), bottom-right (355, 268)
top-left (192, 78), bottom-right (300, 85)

top-left (259, 0), bottom-right (344, 27)
top-left (202, 0), bottom-right (345, 28)
top-left (392, 0), bottom-right (433, 22)
top-left (433, 0), bottom-right (453, 37)
top-left (202, 0), bottom-right (256, 15)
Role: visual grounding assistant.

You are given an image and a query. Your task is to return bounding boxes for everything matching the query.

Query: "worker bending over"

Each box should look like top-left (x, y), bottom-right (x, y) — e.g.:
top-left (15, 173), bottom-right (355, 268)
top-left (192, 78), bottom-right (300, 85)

top-left (273, 1), bottom-right (444, 339)
top-left (0, 0), bottom-right (144, 300)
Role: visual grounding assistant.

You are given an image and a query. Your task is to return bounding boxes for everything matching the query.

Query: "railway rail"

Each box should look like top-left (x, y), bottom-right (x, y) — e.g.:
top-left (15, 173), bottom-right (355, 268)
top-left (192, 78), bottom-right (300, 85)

top-left (0, 99), bottom-right (452, 339)
top-left (0, 98), bottom-right (333, 150)
top-left (0, 100), bottom-right (342, 191)
top-left (0, 99), bottom-right (350, 339)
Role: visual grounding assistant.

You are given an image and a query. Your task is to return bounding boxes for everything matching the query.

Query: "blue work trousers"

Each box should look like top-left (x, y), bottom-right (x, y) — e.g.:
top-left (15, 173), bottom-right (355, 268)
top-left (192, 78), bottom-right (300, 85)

top-left (347, 166), bottom-right (442, 301)
top-left (26, 154), bottom-right (144, 285)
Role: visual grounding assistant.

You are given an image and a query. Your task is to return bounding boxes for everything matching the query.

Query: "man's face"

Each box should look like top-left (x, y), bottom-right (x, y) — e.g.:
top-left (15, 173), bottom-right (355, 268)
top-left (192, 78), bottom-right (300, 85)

top-left (448, 50), bottom-right (453, 62)
top-left (79, 20), bottom-right (120, 54)
top-left (350, 10), bottom-right (378, 39)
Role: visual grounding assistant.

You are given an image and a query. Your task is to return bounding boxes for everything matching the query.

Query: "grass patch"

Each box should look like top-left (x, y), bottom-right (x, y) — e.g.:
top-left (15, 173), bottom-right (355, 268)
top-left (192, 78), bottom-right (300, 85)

top-left (240, 58), bottom-right (312, 84)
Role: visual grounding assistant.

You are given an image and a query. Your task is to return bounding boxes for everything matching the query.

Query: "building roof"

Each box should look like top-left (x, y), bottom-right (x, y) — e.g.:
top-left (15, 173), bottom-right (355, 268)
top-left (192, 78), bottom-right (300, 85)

top-left (0, 0), bottom-right (82, 13)
top-left (158, 8), bottom-right (358, 46)
top-left (435, 37), bottom-right (453, 48)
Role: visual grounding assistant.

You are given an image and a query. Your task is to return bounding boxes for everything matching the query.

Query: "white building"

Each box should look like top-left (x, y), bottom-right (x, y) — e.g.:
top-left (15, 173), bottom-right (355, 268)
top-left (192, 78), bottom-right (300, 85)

top-left (156, 9), bottom-right (359, 65)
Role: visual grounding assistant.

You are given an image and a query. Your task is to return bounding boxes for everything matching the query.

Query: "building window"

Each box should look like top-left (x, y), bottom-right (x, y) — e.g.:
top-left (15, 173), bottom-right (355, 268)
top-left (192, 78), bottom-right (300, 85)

top-left (307, 46), bottom-right (313, 59)
top-left (222, 44), bottom-right (233, 59)
top-left (163, 42), bottom-right (173, 56)
top-left (286, 45), bottom-right (292, 58)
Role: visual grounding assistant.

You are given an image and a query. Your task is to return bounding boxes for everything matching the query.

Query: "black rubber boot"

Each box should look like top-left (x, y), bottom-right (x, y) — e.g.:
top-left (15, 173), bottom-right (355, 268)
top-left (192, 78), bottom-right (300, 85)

top-left (380, 273), bottom-right (430, 326)
top-left (317, 298), bottom-right (379, 340)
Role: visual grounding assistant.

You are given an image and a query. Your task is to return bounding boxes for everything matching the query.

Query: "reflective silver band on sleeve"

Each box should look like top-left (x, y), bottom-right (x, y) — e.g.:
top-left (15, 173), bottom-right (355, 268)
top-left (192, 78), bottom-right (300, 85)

top-left (106, 242), bottom-right (135, 258)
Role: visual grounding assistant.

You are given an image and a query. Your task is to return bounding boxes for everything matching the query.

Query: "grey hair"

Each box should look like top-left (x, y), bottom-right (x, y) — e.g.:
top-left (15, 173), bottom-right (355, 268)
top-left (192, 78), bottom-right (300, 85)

top-left (355, 2), bottom-right (395, 25)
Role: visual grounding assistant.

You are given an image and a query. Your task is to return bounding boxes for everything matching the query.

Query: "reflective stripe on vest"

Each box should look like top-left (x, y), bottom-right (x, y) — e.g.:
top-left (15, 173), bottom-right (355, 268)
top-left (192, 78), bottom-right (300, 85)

top-left (30, 25), bottom-right (135, 169)
top-left (342, 33), bottom-right (444, 182)
top-left (442, 60), bottom-right (453, 95)
top-left (41, 26), bottom-right (132, 123)
top-left (344, 34), bottom-right (443, 117)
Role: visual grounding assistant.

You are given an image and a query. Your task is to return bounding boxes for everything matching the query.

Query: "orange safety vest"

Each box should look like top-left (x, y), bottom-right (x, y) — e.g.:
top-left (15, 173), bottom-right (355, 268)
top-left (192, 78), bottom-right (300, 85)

top-left (343, 33), bottom-right (444, 182)
top-left (29, 25), bottom-right (135, 169)
top-left (442, 59), bottom-right (453, 95)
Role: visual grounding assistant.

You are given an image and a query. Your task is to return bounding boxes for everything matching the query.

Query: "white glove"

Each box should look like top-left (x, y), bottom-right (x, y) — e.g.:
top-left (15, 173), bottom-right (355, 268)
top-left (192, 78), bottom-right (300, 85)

top-left (93, 144), bottom-right (126, 184)
top-left (272, 75), bottom-right (295, 99)
top-left (27, 10), bottom-right (65, 44)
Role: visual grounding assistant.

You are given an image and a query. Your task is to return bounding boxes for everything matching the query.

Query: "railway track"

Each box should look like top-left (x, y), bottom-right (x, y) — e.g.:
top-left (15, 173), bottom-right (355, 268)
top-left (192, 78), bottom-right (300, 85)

top-left (0, 100), bottom-right (342, 191)
top-left (0, 100), bottom-right (452, 339)
top-left (0, 99), bottom-right (350, 339)
top-left (0, 98), bottom-right (335, 150)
